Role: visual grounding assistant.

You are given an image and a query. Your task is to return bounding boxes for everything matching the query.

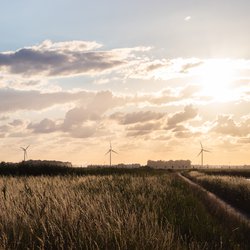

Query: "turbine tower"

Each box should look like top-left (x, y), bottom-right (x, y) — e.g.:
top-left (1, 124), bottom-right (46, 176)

top-left (105, 142), bottom-right (118, 167)
top-left (20, 145), bottom-right (30, 162)
top-left (197, 142), bottom-right (210, 167)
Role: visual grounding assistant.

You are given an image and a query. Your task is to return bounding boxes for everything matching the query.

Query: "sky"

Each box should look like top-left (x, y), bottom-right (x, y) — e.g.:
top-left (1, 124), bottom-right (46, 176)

top-left (0, 0), bottom-right (250, 166)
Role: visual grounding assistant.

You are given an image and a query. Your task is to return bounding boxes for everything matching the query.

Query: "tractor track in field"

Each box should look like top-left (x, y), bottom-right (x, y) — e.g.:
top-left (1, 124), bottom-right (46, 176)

top-left (177, 173), bottom-right (250, 228)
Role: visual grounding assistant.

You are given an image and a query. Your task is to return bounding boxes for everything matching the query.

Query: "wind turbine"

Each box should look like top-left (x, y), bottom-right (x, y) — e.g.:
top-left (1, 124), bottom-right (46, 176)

top-left (197, 142), bottom-right (210, 167)
top-left (20, 145), bottom-right (30, 162)
top-left (105, 142), bottom-right (118, 167)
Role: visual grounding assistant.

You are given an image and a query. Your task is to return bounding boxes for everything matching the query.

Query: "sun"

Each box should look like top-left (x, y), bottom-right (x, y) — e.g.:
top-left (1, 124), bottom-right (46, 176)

top-left (198, 60), bottom-right (235, 101)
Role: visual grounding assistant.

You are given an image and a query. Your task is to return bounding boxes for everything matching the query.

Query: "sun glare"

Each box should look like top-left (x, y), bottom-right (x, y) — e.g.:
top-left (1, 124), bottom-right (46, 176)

top-left (198, 60), bottom-right (235, 101)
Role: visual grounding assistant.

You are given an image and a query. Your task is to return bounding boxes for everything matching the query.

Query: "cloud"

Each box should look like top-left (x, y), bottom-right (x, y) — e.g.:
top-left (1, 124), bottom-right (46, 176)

top-left (0, 48), bottom-right (123, 77)
top-left (146, 89), bottom-right (179, 105)
top-left (27, 112), bottom-right (98, 138)
top-left (62, 91), bottom-right (125, 131)
top-left (6, 87), bottom-right (203, 140)
top-left (126, 130), bottom-right (152, 137)
top-left (238, 137), bottom-right (250, 144)
top-left (127, 122), bottom-right (162, 131)
top-left (172, 125), bottom-right (188, 132)
top-left (66, 125), bottom-right (97, 138)
top-left (211, 115), bottom-right (250, 137)
top-left (0, 88), bottom-right (94, 113)
top-left (88, 91), bottom-right (125, 114)
top-left (0, 125), bottom-right (10, 134)
top-left (28, 118), bottom-right (57, 133)
top-left (184, 16), bottom-right (191, 21)
top-left (167, 105), bottom-right (198, 128)
top-left (180, 85), bottom-right (202, 98)
top-left (174, 131), bottom-right (194, 138)
top-left (110, 111), bottom-right (166, 124)
top-left (123, 57), bottom-right (204, 81)
top-left (0, 118), bottom-right (28, 138)
top-left (126, 121), bottom-right (163, 137)
top-left (23, 90), bottom-right (127, 138)
top-left (2, 41), bottom-right (250, 90)
top-left (62, 107), bottom-right (100, 131)
top-left (27, 106), bottom-right (167, 139)
top-left (121, 85), bottom-right (201, 108)
top-left (27, 115), bottom-right (98, 138)
top-left (0, 40), bottom-right (137, 78)
top-left (0, 116), bottom-right (9, 121)
top-left (180, 61), bottom-right (203, 73)
top-left (9, 119), bottom-right (24, 127)
top-left (167, 124), bottom-right (200, 138)
top-left (33, 40), bottom-right (102, 52)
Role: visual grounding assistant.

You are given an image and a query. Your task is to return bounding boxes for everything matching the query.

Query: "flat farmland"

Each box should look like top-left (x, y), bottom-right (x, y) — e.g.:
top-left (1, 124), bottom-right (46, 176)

top-left (0, 170), bottom-right (249, 249)
top-left (184, 170), bottom-right (250, 217)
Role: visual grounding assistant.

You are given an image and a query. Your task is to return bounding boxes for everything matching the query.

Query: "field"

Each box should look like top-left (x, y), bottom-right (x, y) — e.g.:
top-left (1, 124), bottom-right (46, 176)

top-left (198, 168), bottom-right (250, 178)
top-left (184, 170), bottom-right (250, 216)
top-left (0, 170), bottom-right (249, 249)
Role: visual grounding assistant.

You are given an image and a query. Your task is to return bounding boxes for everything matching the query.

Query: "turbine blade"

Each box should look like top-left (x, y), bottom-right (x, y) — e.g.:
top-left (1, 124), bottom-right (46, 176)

top-left (112, 150), bottom-right (118, 154)
top-left (26, 145), bottom-right (30, 150)
top-left (200, 141), bottom-right (203, 149)
top-left (203, 149), bottom-right (211, 153)
top-left (20, 147), bottom-right (25, 151)
top-left (197, 150), bottom-right (202, 157)
top-left (105, 149), bottom-right (111, 155)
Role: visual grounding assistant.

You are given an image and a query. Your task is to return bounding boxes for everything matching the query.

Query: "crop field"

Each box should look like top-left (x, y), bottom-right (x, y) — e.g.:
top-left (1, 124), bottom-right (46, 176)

top-left (198, 168), bottom-right (250, 178)
top-left (184, 170), bottom-right (250, 216)
top-left (0, 171), bottom-right (249, 249)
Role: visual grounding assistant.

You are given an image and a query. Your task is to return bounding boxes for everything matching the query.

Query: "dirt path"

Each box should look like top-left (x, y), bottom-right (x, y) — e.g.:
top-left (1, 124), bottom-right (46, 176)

top-left (177, 173), bottom-right (250, 227)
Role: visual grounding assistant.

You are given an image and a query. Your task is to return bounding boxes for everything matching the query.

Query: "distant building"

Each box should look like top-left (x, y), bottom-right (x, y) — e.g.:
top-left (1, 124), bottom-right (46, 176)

top-left (87, 163), bottom-right (141, 168)
top-left (147, 160), bottom-right (191, 169)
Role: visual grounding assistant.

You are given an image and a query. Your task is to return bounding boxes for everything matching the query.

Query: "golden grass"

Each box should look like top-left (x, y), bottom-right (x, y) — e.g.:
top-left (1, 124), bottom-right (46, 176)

top-left (0, 173), bottom-right (248, 249)
top-left (186, 171), bottom-right (250, 215)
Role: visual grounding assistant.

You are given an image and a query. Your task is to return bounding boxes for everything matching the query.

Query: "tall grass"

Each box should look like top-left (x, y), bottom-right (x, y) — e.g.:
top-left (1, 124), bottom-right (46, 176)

top-left (200, 169), bottom-right (250, 178)
top-left (0, 174), bottom-right (248, 249)
top-left (185, 171), bottom-right (250, 215)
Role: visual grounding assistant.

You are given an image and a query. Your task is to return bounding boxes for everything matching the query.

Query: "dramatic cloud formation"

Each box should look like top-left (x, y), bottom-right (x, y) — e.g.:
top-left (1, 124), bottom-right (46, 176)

top-left (0, 48), bottom-right (122, 77)
top-left (0, 40), bottom-right (152, 80)
top-left (1, 40), bottom-right (250, 165)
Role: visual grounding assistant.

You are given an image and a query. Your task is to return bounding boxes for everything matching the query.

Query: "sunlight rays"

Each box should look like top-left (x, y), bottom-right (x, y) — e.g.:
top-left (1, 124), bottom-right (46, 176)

top-left (198, 60), bottom-right (236, 101)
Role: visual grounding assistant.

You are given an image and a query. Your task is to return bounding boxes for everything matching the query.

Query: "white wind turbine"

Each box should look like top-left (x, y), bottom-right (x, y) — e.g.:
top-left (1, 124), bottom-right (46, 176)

top-left (197, 142), bottom-right (210, 167)
top-left (20, 145), bottom-right (30, 162)
top-left (105, 142), bottom-right (118, 167)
